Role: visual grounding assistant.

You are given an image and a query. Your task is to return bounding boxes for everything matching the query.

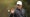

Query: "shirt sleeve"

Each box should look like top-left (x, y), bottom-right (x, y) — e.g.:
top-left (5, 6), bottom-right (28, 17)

top-left (22, 9), bottom-right (25, 14)
top-left (14, 10), bottom-right (17, 17)
top-left (22, 9), bottom-right (26, 17)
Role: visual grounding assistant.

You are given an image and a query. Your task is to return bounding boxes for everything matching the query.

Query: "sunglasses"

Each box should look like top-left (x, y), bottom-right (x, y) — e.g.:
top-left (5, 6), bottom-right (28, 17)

top-left (17, 4), bottom-right (22, 6)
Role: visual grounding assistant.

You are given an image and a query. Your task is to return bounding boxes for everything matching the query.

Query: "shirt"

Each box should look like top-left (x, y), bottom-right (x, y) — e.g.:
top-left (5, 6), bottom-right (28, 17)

top-left (14, 8), bottom-right (25, 17)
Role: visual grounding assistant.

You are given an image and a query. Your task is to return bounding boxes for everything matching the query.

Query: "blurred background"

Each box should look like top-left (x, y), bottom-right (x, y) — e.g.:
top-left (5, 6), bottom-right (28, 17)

top-left (0, 0), bottom-right (30, 17)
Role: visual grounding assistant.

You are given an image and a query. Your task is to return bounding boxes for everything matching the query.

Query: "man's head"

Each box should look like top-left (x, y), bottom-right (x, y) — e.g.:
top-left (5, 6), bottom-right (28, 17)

top-left (16, 1), bottom-right (22, 9)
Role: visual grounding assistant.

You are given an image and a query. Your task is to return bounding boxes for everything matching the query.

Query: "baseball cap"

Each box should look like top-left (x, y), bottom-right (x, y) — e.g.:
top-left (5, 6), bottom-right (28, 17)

top-left (17, 1), bottom-right (22, 5)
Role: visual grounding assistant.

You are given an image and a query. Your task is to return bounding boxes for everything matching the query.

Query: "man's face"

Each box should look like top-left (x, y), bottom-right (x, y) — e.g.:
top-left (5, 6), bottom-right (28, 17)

top-left (17, 4), bottom-right (22, 9)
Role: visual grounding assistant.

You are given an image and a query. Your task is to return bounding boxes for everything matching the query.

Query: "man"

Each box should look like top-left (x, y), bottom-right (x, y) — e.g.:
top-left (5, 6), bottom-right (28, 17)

top-left (14, 1), bottom-right (26, 17)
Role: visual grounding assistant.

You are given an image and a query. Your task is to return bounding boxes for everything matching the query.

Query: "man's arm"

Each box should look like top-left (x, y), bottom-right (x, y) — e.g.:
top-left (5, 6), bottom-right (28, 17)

top-left (22, 9), bottom-right (26, 17)
top-left (14, 11), bottom-right (17, 17)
